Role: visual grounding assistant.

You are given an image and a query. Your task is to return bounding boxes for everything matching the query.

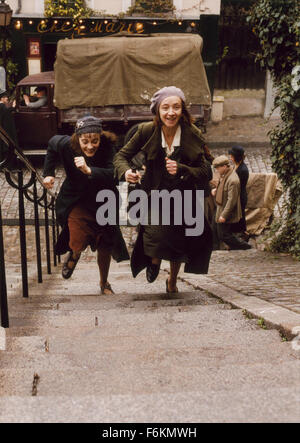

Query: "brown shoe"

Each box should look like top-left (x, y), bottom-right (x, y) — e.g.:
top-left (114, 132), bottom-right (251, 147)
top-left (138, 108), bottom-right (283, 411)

top-left (100, 282), bottom-right (115, 295)
top-left (62, 251), bottom-right (81, 279)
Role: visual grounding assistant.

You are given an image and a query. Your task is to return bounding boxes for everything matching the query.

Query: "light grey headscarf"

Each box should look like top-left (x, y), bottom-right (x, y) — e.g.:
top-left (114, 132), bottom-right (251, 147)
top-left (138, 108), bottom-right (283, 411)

top-left (150, 86), bottom-right (186, 115)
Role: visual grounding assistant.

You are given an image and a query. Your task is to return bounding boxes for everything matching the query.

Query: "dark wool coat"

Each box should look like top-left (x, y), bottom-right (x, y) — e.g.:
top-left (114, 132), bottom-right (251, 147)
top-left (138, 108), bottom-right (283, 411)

top-left (43, 134), bottom-right (129, 261)
top-left (235, 162), bottom-right (249, 211)
top-left (0, 103), bottom-right (18, 168)
top-left (114, 121), bottom-right (213, 276)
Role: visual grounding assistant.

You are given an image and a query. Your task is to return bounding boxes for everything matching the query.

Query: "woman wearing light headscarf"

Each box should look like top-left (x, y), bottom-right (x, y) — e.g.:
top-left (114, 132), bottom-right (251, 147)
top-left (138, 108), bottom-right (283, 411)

top-left (114, 87), bottom-right (213, 293)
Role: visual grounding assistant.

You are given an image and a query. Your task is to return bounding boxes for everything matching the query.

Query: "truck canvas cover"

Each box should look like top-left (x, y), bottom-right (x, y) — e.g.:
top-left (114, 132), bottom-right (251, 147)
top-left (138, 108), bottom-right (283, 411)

top-left (54, 33), bottom-right (211, 109)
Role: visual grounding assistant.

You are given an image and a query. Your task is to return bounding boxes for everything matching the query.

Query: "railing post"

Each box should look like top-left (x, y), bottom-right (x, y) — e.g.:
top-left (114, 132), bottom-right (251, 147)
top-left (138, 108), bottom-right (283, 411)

top-left (0, 201), bottom-right (9, 328)
top-left (44, 194), bottom-right (51, 275)
top-left (0, 124), bottom-right (58, 320)
top-left (33, 177), bottom-right (42, 283)
top-left (56, 220), bottom-right (61, 264)
top-left (18, 170), bottom-right (29, 298)
top-left (51, 203), bottom-right (57, 267)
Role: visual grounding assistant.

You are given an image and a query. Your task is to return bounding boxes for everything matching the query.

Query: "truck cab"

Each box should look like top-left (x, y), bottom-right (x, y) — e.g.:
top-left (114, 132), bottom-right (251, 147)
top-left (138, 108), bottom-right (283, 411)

top-left (13, 71), bottom-right (58, 154)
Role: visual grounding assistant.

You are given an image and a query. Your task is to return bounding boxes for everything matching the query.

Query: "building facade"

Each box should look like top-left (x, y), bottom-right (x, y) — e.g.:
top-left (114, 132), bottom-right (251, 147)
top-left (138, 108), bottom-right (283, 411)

top-left (6, 0), bottom-right (221, 92)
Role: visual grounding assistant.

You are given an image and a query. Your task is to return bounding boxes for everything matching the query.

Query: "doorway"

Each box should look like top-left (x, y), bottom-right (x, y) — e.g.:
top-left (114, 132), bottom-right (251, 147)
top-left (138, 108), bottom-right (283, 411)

top-left (43, 43), bottom-right (58, 72)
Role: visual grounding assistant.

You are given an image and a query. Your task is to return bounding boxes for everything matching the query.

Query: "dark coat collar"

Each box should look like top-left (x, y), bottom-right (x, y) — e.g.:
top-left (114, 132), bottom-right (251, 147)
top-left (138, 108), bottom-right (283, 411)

top-left (142, 123), bottom-right (205, 161)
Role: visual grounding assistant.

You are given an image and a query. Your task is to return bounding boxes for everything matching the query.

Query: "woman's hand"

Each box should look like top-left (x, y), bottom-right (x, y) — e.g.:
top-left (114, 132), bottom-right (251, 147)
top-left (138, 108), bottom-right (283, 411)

top-left (165, 157), bottom-right (177, 175)
top-left (43, 176), bottom-right (55, 190)
top-left (218, 216), bottom-right (226, 223)
top-left (211, 188), bottom-right (217, 197)
top-left (125, 169), bottom-right (141, 184)
top-left (74, 156), bottom-right (91, 175)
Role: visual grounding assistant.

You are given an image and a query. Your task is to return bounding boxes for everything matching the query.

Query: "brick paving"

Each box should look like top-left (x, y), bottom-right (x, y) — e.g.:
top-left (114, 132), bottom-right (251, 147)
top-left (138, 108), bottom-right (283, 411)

top-left (1, 116), bottom-right (299, 317)
top-left (206, 250), bottom-right (300, 314)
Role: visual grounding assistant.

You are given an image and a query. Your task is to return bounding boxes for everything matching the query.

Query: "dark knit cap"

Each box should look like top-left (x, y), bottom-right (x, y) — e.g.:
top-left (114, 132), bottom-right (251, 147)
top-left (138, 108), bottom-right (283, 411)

top-left (75, 115), bottom-right (103, 135)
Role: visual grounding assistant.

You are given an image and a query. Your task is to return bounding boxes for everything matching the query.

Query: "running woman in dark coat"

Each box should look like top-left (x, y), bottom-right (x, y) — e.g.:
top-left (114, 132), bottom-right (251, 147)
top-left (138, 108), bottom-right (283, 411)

top-left (43, 115), bottom-right (129, 294)
top-left (114, 86), bottom-right (213, 293)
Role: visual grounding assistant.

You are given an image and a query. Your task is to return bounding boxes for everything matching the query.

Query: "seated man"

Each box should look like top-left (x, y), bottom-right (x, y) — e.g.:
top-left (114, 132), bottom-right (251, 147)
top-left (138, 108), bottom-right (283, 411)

top-left (0, 89), bottom-right (9, 107)
top-left (23, 86), bottom-right (47, 108)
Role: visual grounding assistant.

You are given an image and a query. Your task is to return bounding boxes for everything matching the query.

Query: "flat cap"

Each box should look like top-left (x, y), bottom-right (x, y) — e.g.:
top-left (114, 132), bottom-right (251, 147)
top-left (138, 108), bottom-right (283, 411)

top-left (212, 155), bottom-right (230, 167)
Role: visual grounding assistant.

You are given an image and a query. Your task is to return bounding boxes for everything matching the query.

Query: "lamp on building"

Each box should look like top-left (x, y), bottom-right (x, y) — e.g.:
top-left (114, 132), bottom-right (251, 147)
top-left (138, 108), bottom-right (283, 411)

top-left (0, 0), bottom-right (12, 27)
top-left (0, 0), bottom-right (13, 76)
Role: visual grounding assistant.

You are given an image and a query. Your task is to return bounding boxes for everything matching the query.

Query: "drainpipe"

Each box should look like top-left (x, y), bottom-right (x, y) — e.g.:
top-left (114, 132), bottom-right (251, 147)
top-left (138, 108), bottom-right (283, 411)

top-left (16, 0), bottom-right (21, 14)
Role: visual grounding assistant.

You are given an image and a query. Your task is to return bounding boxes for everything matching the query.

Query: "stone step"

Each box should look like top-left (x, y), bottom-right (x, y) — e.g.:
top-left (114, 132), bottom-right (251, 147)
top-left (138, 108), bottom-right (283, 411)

top-left (7, 298), bottom-right (218, 313)
top-left (7, 270), bottom-right (204, 298)
top-left (6, 327), bottom-right (291, 352)
top-left (6, 324), bottom-right (281, 349)
top-left (0, 360), bottom-right (299, 398)
top-left (3, 327), bottom-right (286, 360)
top-left (6, 305), bottom-right (266, 333)
top-left (1, 338), bottom-right (294, 375)
top-left (7, 290), bottom-right (219, 311)
top-left (8, 298), bottom-right (231, 314)
top-left (1, 386), bottom-right (297, 423)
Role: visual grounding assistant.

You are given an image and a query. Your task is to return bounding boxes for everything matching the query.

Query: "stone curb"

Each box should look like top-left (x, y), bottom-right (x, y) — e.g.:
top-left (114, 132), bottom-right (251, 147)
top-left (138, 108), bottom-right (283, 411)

top-left (162, 264), bottom-right (300, 342)
top-left (181, 275), bottom-right (300, 341)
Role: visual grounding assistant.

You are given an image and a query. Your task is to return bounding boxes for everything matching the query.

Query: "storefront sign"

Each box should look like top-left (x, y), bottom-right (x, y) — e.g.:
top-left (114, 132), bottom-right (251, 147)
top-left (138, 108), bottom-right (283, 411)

top-left (37, 20), bottom-right (144, 36)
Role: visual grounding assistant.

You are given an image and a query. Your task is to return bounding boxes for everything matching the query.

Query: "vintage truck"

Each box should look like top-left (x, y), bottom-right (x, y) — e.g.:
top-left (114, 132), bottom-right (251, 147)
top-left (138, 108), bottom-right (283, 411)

top-left (13, 33), bottom-right (212, 154)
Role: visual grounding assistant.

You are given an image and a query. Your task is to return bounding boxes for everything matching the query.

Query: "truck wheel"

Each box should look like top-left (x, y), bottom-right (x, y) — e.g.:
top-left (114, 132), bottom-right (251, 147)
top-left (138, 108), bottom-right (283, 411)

top-left (124, 123), bottom-right (140, 145)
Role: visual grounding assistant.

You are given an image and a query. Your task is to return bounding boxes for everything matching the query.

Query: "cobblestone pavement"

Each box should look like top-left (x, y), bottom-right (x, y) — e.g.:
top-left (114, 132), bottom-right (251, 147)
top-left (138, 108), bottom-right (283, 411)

top-left (202, 249), bottom-right (300, 315)
top-left (205, 115), bottom-right (281, 147)
top-left (1, 116), bottom-right (299, 319)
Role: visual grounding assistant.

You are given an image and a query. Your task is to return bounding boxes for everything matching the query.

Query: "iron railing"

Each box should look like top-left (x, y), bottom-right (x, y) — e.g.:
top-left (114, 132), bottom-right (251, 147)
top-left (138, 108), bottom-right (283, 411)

top-left (0, 125), bottom-right (59, 328)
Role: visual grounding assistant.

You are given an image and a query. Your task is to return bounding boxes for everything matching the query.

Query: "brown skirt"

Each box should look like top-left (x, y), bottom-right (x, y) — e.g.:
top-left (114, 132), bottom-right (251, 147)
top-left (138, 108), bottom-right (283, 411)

top-left (68, 204), bottom-right (114, 254)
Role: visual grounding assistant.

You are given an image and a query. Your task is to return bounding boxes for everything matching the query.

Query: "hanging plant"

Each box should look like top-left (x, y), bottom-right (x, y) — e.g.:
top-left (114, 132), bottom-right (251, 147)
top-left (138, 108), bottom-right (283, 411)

top-left (127, 0), bottom-right (176, 17)
top-left (248, 0), bottom-right (300, 259)
top-left (0, 39), bottom-right (18, 91)
top-left (44, 0), bottom-right (93, 20)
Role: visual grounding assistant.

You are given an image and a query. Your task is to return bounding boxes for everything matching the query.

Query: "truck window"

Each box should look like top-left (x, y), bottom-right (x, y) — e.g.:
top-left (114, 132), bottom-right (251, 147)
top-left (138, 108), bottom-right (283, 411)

top-left (20, 86), bottom-right (48, 109)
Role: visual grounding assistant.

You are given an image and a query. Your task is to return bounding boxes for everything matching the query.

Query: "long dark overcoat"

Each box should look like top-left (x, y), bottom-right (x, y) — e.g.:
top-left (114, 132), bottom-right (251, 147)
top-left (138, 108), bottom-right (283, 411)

top-left (0, 103), bottom-right (18, 168)
top-left (114, 121), bottom-right (213, 276)
top-left (43, 134), bottom-right (129, 261)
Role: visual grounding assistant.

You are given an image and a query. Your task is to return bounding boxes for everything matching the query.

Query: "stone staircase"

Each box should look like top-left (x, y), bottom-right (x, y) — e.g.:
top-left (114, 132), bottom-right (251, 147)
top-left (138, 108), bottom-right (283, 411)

top-left (0, 258), bottom-right (299, 423)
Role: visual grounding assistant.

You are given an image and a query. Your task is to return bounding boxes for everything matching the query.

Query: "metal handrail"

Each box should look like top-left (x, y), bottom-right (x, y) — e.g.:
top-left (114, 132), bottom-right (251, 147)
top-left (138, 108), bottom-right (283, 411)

top-left (0, 125), bottom-right (59, 328)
